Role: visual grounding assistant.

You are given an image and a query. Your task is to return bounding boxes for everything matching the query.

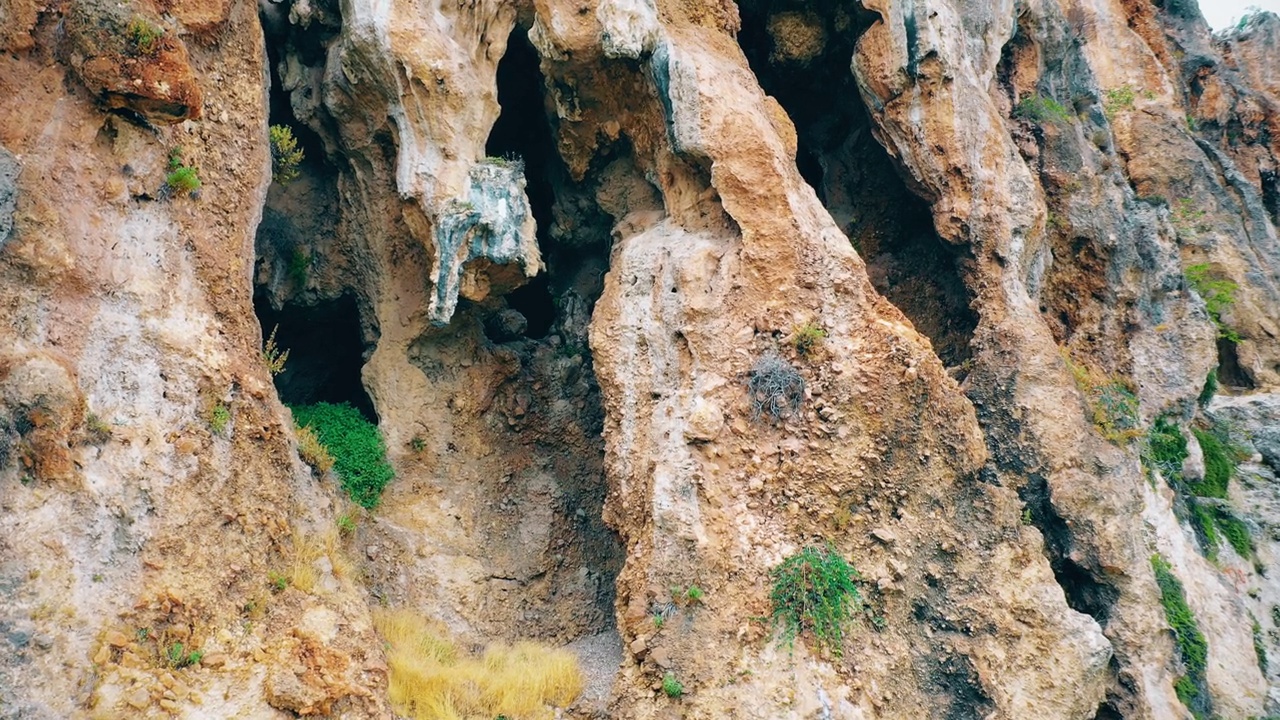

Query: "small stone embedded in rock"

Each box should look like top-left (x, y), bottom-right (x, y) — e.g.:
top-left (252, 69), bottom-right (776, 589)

top-left (871, 528), bottom-right (897, 545)
top-left (684, 397), bottom-right (724, 443)
top-left (484, 309), bottom-right (529, 342)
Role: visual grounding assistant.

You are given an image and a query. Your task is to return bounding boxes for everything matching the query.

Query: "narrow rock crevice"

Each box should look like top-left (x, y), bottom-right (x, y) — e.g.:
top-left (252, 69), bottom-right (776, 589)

top-left (735, 0), bottom-right (977, 370)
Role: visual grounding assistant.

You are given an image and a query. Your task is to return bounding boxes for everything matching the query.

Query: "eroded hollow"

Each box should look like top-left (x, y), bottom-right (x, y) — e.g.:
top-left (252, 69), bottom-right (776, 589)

top-left (736, 0), bottom-right (976, 368)
top-left (254, 292), bottom-right (377, 421)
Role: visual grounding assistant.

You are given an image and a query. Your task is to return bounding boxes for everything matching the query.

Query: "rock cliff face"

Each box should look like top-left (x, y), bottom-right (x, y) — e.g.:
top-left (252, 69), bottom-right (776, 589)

top-left (2, 0), bottom-right (1279, 717)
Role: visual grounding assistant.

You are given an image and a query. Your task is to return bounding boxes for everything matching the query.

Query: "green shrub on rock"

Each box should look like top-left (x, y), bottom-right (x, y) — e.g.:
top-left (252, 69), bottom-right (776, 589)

top-left (291, 402), bottom-right (393, 508)
top-left (769, 544), bottom-right (861, 656)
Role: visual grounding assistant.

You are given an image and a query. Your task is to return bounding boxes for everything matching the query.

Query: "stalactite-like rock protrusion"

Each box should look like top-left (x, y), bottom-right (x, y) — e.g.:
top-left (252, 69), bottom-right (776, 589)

top-left (428, 160), bottom-right (542, 325)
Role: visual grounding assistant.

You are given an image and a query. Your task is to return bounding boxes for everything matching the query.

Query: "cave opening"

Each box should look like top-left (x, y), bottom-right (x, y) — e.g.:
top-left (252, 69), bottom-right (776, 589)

top-left (484, 26), bottom-right (562, 340)
top-left (254, 292), bottom-right (378, 422)
top-left (735, 0), bottom-right (977, 368)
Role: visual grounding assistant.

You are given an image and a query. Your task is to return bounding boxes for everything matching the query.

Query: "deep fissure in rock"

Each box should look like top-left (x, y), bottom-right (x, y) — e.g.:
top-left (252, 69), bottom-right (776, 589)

top-left (1019, 473), bottom-right (1119, 624)
top-left (254, 292), bottom-right (378, 421)
top-left (735, 0), bottom-right (976, 368)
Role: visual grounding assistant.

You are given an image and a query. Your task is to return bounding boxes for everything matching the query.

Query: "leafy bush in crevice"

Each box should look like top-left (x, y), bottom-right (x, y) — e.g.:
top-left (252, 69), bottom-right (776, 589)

top-left (1152, 554), bottom-right (1210, 717)
top-left (291, 402), bottom-right (393, 508)
top-left (747, 354), bottom-right (805, 422)
top-left (1189, 501), bottom-right (1221, 562)
top-left (269, 125), bottom-right (304, 185)
top-left (769, 544), bottom-right (862, 656)
top-left (1015, 94), bottom-right (1072, 123)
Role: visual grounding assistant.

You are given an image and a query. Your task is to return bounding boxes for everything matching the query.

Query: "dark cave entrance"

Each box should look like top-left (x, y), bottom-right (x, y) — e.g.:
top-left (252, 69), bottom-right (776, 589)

top-left (255, 293), bottom-right (378, 422)
top-left (735, 1), bottom-right (977, 368)
top-left (484, 27), bottom-right (561, 340)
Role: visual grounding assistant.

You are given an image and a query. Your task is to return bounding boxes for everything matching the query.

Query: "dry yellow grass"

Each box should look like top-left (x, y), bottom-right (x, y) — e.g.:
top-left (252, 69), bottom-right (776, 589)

top-left (288, 530), bottom-right (352, 594)
top-left (295, 424), bottom-right (334, 474)
top-left (373, 609), bottom-right (583, 720)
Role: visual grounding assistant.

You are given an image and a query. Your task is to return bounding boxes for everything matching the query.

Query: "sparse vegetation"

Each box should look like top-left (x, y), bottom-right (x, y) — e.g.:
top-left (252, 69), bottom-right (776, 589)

top-left (747, 354), bottom-right (805, 422)
top-left (1185, 264), bottom-right (1240, 342)
top-left (288, 248), bottom-right (309, 287)
top-left (286, 530), bottom-right (352, 594)
top-left (1198, 368), bottom-right (1218, 407)
top-left (296, 423), bottom-right (335, 474)
top-left (209, 402), bottom-right (230, 435)
top-left (269, 125), bottom-right (304, 185)
top-left (291, 402), bottom-right (393, 508)
top-left (1171, 199), bottom-right (1208, 239)
top-left (661, 671), bottom-right (684, 698)
top-left (1254, 616), bottom-right (1268, 673)
top-left (337, 512), bottom-right (357, 536)
top-left (1144, 416), bottom-right (1188, 483)
top-left (790, 322), bottom-right (827, 358)
top-left (1064, 352), bottom-right (1141, 444)
top-left (268, 571), bottom-right (289, 593)
top-left (126, 18), bottom-right (164, 56)
top-left (409, 433), bottom-right (427, 453)
top-left (1015, 94), bottom-right (1072, 124)
top-left (165, 642), bottom-right (202, 669)
top-left (262, 324), bottom-right (290, 377)
top-left (769, 544), bottom-right (862, 656)
top-left (685, 585), bottom-right (705, 603)
top-left (1104, 86), bottom-right (1137, 119)
top-left (163, 147), bottom-right (202, 199)
top-left (1152, 554), bottom-right (1209, 717)
top-left (84, 412), bottom-right (112, 444)
top-left (373, 608), bottom-right (583, 719)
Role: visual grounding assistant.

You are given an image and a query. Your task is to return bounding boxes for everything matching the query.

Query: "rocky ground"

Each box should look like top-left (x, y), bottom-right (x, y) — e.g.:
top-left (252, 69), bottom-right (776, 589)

top-left (1, 0), bottom-right (1279, 718)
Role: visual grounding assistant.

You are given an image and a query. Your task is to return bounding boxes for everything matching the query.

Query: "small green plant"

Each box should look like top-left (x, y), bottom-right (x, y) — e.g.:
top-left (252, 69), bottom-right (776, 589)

top-left (1186, 115), bottom-right (1198, 132)
top-left (1185, 264), bottom-right (1240, 342)
top-left (287, 247), bottom-right (310, 287)
top-left (337, 512), bottom-right (357, 536)
top-left (209, 402), bottom-right (230, 435)
top-left (1171, 199), bottom-right (1208, 238)
top-left (269, 125), bottom-right (305, 185)
top-left (409, 434), bottom-right (427, 453)
top-left (1198, 369), bottom-right (1218, 407)
top-left (1104, 86), bottom-right (1137, 119)
top-left (651, 613), bottom-right (665, 628)
top-left (1015, 94), bottom-right (1072, 124)
top-left (291, 402), bottom-right (394, 508)
top-left (164, 146), bottom-right (201, 198)
top-left (661, 671), bottom-right (683, 698)
top-left (1020, 508), bottom-right (1034, 526)
top-left (769, 544), bottom-right (862, 656)
top-left (84, 412), bottom-right (113, 444)
top-left (1151, 555), bottom-right (1209, 716)
top-left (268, 571), bottom-right (289, 592)
top-left (262, 324), bottom-right (290, 377)
top-left (686, 586), bottom-right (705, 603)
top-left (136, 628), bottom-right (150, 642)
top-left (790, 322), bottom-right (827, 358)
top-left (166, 642), bottom-right (202, 669)
top-left (126, 18), bottom-right (164, 56)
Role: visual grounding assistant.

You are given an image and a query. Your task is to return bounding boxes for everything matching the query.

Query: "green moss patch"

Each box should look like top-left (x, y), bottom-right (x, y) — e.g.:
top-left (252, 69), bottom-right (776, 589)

top-left (1152, 554), bottom-right (1210, 718)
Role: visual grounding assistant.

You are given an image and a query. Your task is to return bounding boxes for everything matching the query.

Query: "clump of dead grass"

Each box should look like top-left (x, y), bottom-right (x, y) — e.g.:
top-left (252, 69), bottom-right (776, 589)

top-left (295, 423), bottom-right (334, 474)
top-left (287, 530), bottom-right (351, 594)
top-left (373, 609), bottom-right (583, 720)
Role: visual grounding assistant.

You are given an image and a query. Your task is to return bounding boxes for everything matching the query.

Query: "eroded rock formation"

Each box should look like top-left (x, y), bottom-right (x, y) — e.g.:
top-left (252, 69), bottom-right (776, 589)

top-left (2, 0), bottom-right (1279, 717)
